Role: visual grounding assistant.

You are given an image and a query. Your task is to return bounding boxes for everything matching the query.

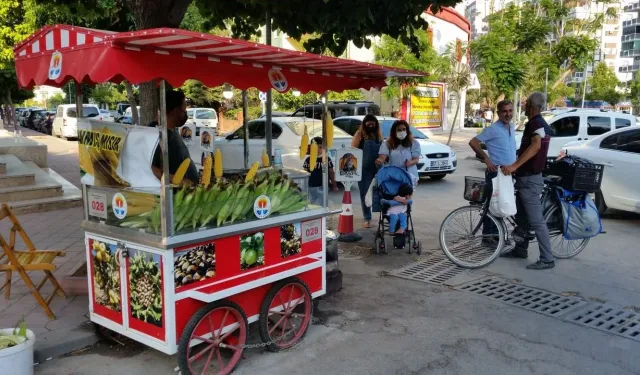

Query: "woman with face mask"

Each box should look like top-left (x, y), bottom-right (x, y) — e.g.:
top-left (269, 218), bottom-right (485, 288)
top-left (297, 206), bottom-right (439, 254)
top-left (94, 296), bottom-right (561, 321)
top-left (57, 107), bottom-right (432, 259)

top-left (351, 114), bottom-right (383, 228)
top-left (376, 120), bottom-right (420, 186)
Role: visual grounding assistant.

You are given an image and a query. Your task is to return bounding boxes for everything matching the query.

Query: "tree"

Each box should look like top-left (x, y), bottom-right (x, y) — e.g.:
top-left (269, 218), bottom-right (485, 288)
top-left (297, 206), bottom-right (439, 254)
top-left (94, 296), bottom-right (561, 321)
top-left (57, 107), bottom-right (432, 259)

top-left (37, 0), bottom-right (460, 124)
top-left (48, 93), bottom-right (66, 110)
top-left (90, 84), bottom-right (127, 107)
top-left (629, 72), bottom-right (640, 115)
top-left (588, 62), bottom-right (620, 105)
top-left (438, 43), bottom-right (471, 145)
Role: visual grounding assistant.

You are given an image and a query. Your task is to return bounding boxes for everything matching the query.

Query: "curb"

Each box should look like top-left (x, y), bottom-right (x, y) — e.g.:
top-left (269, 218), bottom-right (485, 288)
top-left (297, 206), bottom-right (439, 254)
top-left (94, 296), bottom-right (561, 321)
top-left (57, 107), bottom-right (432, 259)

top-left (34, 321), bottom-right (99, 364)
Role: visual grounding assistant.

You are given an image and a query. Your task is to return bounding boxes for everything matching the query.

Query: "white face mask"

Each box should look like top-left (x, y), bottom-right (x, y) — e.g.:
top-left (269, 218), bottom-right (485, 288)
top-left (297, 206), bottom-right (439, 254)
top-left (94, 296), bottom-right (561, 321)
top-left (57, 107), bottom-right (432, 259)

top-left (397, 131), bottom-right (407, 140)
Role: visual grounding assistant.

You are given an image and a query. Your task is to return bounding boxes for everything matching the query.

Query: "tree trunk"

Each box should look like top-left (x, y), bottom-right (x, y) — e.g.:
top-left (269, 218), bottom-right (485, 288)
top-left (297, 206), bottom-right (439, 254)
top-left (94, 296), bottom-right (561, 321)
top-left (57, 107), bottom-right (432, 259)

top-left (446, 94), bottom-right (461, 146)
top-left (552, 69), bottom-right (573, 89)
top-left (124, 82), bottom-right (139, 125)
top-left (5, 87), bottom-right (13, 127)
top-left (126, 0), bottom-right (192, 125)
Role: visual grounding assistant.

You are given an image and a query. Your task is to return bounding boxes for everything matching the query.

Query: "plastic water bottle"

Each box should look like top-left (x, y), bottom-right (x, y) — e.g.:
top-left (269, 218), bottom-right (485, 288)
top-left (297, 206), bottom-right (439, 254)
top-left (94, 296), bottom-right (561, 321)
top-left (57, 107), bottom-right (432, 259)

top-left (273, 148), bottom-right (283, 170)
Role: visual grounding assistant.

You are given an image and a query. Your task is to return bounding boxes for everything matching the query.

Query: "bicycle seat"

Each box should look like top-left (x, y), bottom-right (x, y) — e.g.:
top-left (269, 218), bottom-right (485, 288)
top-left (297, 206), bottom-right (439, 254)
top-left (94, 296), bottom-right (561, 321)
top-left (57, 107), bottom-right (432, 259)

top-left (543, 175), bottom-right (562, 184)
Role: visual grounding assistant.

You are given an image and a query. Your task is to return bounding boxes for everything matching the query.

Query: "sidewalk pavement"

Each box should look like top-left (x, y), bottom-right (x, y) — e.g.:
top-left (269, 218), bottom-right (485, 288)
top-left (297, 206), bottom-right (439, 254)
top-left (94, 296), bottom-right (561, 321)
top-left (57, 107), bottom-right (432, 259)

top-left (0, 122), bottom-right (95, 361)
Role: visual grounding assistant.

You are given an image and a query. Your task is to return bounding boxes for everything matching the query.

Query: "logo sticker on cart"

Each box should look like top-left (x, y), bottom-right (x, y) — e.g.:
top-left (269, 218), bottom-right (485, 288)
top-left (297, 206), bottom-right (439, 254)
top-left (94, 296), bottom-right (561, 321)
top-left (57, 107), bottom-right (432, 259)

top-left (254, 195), bottom-right (271, 219)
top-left (268, 68), bottom-right (288, 92)
top-left (112, 193), bottom-right (128, 219)
top-left (48, 51), bottom-right (62, 80)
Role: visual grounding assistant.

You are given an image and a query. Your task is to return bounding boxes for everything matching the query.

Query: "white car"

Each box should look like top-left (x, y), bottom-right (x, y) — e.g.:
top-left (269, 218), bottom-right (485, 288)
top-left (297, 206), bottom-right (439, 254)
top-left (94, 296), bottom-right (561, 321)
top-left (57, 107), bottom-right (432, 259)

top-left (187, 108), bottom-right (219, 129)
top-left (52, 104), bottom-right (101, 139)
top-left (215, 117), bottom-right (352, 170)
top-left (515, 109), bottom-right (636, 158)
top-left (99, 109), bottom-right (114, 122)
top-left (333, 116), bottom-right (456, 179)
top-left (563, 126), bottom-right (640, 214)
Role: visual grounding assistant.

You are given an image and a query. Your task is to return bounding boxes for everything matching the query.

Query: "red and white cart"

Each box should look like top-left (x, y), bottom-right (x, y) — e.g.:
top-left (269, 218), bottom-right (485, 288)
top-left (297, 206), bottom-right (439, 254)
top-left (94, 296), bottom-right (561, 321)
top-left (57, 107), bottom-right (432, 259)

top-left (14, 24), bottom-right (425, 374)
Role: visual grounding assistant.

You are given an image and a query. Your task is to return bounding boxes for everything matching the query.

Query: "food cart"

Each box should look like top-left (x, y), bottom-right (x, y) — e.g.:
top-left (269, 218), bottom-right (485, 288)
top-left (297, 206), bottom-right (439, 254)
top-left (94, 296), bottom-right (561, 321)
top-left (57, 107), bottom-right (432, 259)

top-left (14, 24), bottom-right (425, 374)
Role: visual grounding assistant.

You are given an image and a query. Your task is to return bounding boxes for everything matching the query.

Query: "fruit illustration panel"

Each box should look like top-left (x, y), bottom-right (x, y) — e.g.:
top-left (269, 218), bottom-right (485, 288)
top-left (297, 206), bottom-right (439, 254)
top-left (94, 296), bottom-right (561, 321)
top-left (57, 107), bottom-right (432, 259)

top-left (240, 232), bottom-right (265, 270)
top-left (89, 238), bottom-right (122, 313)
top-left (174, 241), bottom-right (216, 291)
top-left (280, 223), bottom-right (302, 258)
top-left (127, 247), bottom-right (164, 328)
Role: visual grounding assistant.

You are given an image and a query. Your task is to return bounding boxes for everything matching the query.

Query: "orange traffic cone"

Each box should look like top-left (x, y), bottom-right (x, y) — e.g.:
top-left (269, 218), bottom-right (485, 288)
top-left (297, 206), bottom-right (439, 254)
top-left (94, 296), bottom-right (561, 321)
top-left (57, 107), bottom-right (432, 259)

top-left (338, 188), bottom-right (362, 242)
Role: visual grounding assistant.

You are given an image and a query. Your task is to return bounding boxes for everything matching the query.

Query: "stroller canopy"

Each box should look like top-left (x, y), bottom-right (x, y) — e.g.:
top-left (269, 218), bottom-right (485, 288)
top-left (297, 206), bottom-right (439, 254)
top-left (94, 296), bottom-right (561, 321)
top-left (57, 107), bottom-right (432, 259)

top-left (376, 166), bottom-right (414, 197)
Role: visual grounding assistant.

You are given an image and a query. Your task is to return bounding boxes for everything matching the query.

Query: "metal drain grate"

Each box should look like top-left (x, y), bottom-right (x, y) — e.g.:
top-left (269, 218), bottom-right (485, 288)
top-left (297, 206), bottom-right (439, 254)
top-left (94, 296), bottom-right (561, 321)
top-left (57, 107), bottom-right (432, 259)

top-left (563, 303), bottom-right (640, 341)
top-left (387, 255), bottom-right (465, 285)
top-left (457, 277), bottom-right (587, 318)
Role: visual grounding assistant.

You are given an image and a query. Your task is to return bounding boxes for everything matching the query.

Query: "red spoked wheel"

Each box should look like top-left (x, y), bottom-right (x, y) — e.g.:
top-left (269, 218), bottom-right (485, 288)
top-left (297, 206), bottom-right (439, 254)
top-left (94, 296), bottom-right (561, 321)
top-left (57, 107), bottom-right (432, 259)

top-left (177, 300), bottom-right (248, 375)
top-left (259, 277), bottom-right (313, 352)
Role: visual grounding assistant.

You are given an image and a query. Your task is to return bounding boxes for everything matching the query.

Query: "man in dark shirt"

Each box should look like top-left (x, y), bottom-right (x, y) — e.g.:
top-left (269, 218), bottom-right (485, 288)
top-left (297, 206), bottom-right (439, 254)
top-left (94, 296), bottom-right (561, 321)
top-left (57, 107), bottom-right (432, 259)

top-left (152, 90), bottom-right (199, 185)
top-left (501, 92), bottom-right (554, 270)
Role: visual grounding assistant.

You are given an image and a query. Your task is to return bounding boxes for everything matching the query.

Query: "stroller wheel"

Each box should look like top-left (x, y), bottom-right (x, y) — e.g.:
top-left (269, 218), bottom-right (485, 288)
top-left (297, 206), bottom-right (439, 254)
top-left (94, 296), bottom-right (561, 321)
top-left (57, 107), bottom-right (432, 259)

top-left (382, 238), bottom-right (389, 254)
top-left (414, 241), bottom-right (422, 255)
top-left (374, 237), bottom-right (385, 255)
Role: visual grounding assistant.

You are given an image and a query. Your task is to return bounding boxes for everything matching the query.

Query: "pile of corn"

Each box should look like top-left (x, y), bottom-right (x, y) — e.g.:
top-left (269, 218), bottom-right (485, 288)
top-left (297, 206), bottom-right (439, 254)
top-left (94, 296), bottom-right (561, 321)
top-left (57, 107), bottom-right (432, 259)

top-left (118, 152), bottom-right (307, 233)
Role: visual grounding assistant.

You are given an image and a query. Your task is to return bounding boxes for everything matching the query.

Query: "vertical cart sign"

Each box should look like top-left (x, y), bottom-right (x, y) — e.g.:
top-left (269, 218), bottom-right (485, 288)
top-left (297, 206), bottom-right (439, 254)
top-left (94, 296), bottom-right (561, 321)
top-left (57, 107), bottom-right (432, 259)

top-left (200, 128), bottom-right (214, 153)
top-left (89, 237), bottom-right (123, 324)
top-left (335, 148), bottom-right (363, 183)
top-left (126, 244), bottom-right (165, 340)
top-left (179, 124), bottom-right (195, 147)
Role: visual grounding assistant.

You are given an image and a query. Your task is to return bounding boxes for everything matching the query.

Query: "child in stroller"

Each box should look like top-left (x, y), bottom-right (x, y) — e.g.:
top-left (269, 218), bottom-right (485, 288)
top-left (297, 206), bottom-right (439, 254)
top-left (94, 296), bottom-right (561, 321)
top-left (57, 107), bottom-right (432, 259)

top-left (373, 166), bottom-right (422, 255)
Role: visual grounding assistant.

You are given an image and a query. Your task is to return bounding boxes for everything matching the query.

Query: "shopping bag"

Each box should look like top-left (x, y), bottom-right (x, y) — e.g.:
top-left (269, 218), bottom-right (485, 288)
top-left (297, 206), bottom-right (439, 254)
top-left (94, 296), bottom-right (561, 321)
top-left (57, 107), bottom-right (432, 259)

top-left (364, 179), bottom-right (375, 207)
top-left (489, 170), bottom-right (517, 218)
top-left (556, 189), bottom-right (602, 240)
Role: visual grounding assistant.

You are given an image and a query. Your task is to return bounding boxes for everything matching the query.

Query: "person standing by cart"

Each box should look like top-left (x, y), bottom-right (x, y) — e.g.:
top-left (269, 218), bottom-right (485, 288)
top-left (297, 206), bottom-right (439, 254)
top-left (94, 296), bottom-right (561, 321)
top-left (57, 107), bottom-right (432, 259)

top-left (501, 92), bottom-right (553, 270)
top-left (351, 114), bottom-right (383, 228)
top-left (303, 137), bottom-right (339, 205)
top-left (469, 100), bottom-right (517, 243)
top-left (375, 120), bottom-right (420, 186)
top-left (151, 90), bottom-right (199, 185)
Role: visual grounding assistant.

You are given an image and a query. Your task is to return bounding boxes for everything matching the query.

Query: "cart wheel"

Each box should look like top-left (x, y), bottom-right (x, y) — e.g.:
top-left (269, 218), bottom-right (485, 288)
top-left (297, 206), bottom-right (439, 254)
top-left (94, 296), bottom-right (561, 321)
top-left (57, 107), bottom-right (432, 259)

top-left (177, 300), bottom-right (248, 375)
top-left (414, 241), bottom-right (422, 255)
top-left (259, 277), bottom-right (313, 352)
top-left (374, 237), bottom-right (382, 255)
top-left (382, 238), bottom-right (389, 254)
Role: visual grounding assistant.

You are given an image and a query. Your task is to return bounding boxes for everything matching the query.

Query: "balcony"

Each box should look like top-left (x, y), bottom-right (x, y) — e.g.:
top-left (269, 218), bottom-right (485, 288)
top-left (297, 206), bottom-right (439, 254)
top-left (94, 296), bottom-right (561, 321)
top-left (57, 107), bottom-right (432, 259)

top-left (619, 64), bottom-right (640, 73)
top-left (620, 49), bottom-right (640, 57)
top-left (622, 33), bottom-right (640, 41)
top-left (625, 3), bottom-right (640, 12)
top-left (623, 19), bottom-right (640, 28)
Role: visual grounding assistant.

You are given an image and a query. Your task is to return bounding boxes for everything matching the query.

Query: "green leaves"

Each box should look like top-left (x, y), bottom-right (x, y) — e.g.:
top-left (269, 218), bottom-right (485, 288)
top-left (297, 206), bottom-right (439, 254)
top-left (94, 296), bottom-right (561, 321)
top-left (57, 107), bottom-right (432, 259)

top-left (588, 62), bottom-right (621, 105)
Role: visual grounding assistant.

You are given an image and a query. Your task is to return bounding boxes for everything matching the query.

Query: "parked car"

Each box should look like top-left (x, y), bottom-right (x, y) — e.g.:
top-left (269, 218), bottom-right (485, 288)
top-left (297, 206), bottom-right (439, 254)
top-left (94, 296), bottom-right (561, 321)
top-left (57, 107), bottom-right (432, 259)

top-left (333, 116), bottom-right (456, 179)
top-left (562, 126), bottom-right (640, 215)
top-left (259, 111), bottom-right (291, 118)
top-left (214, 117), bottom-right (352, 170)
top-left (515, 109), bottom-right (636, 158)
top-left (187, 107), bottom-right (218, 129)
top-left (18, 110), bottom-right (32, 128)
top-left (99, 109), bottom-right (115, 122)
top-left (116, 102), bottom-right (130, 116)
top-left (52, 104), bottom-right (101, 139)
top-left (25, 109), bottom-right (47, 130)
top-left (291, 100), bottom-right (381, 120)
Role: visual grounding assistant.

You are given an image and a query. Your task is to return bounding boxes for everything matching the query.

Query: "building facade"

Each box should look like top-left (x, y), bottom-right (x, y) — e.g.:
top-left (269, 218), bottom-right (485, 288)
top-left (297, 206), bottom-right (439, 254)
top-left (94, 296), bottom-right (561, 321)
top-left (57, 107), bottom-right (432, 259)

top-left (620, 0), bottom-right (640, 82)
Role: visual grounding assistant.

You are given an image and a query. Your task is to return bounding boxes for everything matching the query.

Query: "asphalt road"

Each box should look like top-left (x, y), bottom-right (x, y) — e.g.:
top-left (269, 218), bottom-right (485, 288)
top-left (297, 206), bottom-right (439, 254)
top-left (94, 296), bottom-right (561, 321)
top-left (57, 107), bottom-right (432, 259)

top-left (35, 131), bottom-right (640, 375)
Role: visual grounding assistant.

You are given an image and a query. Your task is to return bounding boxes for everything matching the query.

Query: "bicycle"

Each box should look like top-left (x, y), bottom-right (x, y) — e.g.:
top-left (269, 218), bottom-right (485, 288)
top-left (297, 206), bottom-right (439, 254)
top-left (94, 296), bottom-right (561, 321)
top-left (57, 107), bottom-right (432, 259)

top-left (439, 175), bottom-right (591, 269)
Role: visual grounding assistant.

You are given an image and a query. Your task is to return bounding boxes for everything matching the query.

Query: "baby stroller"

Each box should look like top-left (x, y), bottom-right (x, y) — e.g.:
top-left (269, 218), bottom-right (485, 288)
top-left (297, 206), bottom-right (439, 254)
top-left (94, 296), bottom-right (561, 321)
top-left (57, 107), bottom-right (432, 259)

top-left (373, 166), bottom-right (422, 255)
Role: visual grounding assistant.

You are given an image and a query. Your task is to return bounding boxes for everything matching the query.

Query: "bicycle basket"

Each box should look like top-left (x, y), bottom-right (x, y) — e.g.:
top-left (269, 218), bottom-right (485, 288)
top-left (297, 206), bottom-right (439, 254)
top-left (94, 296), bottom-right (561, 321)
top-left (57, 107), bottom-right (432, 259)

top-left (464, 176), bottom-right (487, 203)
top-left (547, 157), bottom-right (604, 192)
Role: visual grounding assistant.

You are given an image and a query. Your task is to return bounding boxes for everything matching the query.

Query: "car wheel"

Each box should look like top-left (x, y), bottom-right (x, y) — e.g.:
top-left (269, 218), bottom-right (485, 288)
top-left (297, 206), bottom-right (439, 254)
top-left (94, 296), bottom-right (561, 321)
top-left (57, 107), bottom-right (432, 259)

top-left (430, 174), bottom-right (446, 180)
top-left (595, 190), bottom-right (607, 216)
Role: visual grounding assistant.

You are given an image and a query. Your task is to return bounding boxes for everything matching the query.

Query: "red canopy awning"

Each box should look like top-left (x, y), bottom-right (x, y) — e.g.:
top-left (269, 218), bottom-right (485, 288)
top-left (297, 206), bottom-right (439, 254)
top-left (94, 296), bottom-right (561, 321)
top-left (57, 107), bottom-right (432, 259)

top-left (14, 25), bottom-right (426, 93)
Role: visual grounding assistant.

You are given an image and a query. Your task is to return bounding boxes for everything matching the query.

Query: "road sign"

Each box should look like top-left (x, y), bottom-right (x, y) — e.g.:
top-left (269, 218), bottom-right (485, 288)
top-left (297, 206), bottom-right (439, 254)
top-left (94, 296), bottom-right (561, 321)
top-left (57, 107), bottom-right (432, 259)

top-left (259, 91), bottom-right (267, 103)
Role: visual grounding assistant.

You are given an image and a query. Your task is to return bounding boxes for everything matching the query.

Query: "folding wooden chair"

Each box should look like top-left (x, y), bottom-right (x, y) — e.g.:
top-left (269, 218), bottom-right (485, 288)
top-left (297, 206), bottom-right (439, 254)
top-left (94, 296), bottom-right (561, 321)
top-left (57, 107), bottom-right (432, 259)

top-left (0, 203), bottom-right (66, 319)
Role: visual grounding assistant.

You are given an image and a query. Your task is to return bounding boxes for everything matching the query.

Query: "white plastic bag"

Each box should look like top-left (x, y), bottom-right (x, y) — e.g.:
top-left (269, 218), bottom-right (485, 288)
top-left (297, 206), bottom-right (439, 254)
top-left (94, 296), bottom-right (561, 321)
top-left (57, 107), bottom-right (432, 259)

top-left (489, 170), bottom-right (517, 218)
top-left (364, 179), bottom-right (375, 207)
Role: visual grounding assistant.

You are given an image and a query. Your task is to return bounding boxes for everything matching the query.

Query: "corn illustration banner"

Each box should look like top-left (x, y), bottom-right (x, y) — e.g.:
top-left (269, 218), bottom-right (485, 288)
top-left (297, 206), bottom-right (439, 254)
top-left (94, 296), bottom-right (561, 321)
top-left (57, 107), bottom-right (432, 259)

top-left (79, 121), bottom-right (160, 189)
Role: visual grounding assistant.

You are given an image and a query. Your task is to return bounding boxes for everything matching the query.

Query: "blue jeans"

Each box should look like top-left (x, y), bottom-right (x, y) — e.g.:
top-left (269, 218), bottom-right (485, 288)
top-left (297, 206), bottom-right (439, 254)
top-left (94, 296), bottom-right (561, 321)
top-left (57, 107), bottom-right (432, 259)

top-left (358, 168), bottom-right (376, 221)
top-left (483, 170), bottom-right (498, 237)
top-left (388, 213), bottom-right (407, 232)
top-left (308, 186), bottom-right (324, 206)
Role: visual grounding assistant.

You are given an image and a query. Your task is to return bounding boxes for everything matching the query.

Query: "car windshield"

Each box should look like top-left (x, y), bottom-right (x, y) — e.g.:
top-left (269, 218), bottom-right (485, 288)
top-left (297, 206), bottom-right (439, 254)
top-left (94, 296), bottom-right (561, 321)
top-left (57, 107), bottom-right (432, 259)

top-left (100, 110), bottom-right (110, 114)
top-left (67, 107), bottom-right (100, 118)
top-left (285, 120), bottom-right (351, 138)
top-left (379, 120), bottom-right (428, 139)
top-left (195, 110), bottom-right (217, 119)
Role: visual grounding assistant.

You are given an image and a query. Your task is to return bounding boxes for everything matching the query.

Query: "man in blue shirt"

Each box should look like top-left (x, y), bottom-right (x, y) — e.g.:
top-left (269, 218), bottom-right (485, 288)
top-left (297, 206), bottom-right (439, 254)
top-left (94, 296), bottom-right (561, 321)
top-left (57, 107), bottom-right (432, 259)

top-left (469, 100), bottom-right (517, 242)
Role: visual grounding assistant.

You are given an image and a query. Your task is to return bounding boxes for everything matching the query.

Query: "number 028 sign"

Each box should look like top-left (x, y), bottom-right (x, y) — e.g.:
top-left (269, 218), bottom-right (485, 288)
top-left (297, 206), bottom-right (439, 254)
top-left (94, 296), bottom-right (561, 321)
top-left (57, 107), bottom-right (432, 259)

top-left (89, 192), bottom-right (108, 219)
top-left (300, 219), bottom-right (321, 244)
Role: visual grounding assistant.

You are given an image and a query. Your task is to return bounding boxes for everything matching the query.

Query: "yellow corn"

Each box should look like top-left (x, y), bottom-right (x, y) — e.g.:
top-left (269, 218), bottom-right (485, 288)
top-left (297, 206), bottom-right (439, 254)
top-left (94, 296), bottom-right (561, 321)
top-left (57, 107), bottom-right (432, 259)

top-left (214, 149), bottom-right (223, 179)
top-left (202, 154), bottom-right (212, 187)
top-left (325, 109), bottom-right (334, 149)
top-left (261, 149), bottom-right (270, 167)
top-left (172, 159), bottom-right (191, 185)
top-left (309, 140), bottom-right (318, 172)
top-left (245, 161), bottom-right (260, 182)
top-left (299, 125), bottom-right (309, 160)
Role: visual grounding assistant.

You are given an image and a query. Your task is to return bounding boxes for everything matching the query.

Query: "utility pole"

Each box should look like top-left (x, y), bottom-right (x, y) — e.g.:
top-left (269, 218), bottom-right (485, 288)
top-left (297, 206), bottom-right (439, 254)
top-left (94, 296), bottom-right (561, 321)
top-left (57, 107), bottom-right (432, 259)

top-left (265, 9), bottom-right (273, 159)
top-left (581, 66), bottom-right (588, 108)
top-left (544, 68), bottom-right (549, 110)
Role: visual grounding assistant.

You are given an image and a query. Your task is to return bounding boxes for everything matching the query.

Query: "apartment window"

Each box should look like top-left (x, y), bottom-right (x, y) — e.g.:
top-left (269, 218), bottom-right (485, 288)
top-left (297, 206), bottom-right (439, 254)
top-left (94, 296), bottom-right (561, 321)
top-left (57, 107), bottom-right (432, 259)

top-left (605, 43), bottom-right (617, 49)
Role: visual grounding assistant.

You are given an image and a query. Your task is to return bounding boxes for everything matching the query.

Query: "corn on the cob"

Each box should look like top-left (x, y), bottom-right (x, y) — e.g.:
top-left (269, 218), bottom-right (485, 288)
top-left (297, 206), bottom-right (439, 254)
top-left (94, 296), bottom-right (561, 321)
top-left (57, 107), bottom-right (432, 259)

top-left (245, 161), bottom-right (260, 182)
top-left (261, 149), bottom-right (270, 167)
top-left (202, 154), bottom-right (213, 187)
top-left (325, 108), bottom-right (334, 148)
top-left (299, 125), bottom-right (309, 160)
top-left (172, 159), bottom-right (192, 185)
top-left (214, 149), bottom-right (223, 179)
top-left (309, 140), bottom-right (318, 171)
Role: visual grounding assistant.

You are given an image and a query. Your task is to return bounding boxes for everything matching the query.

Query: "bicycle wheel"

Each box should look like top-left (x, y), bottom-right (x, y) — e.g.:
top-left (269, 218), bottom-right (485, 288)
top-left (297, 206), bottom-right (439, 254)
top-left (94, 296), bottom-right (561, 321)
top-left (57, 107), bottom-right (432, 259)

top-left (544, 205), bottom-right (589, 259)
top-left (439, 205), bottom-right (505, 269)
